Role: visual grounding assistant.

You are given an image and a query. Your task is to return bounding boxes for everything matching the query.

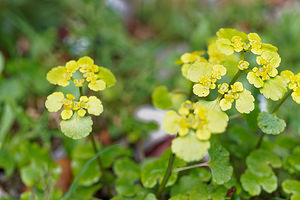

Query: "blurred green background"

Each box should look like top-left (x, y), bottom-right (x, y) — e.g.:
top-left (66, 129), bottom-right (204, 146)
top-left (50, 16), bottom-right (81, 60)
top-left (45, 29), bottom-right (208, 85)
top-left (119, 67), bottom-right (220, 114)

top-left (0, 0), bottom-right (300, 198)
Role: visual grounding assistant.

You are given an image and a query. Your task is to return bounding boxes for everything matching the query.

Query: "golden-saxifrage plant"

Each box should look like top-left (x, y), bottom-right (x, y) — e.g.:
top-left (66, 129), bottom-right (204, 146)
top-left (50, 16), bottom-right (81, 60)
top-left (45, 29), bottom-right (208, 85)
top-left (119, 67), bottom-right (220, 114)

top-left (45, 56), bottom-right (116, 195)
top-left (153, 28), bottom-right (300, 199)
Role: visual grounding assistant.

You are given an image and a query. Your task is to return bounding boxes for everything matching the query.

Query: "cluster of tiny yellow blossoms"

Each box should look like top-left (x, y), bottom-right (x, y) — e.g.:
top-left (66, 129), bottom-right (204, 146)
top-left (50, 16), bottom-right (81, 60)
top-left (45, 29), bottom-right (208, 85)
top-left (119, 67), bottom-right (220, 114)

top-left (219, 82), bottom-right (254, 113)
top-left (47, 56), bottom-right (106, 91)
top-left (45, 56), bottom-right (114, 120)
top-left (163, 100), bottom-right (228, 140)
top-left (281, 70), bottom-right (300, 103)
top-left (167, 28), bottom-right (299, 142)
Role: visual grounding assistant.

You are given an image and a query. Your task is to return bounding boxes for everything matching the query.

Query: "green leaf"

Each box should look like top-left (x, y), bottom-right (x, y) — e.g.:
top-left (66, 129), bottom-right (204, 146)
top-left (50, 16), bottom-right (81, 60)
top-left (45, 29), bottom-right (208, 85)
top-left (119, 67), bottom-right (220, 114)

top-left (224, 125), bottom-right (257, 159)
top-left (172, 133), bottom-right (210, 162)
top-left (258, 112), bottom-right (286, 135)
top-left (241, 169), bottom-right (277, 196)
top-left (152, 86), bottom-right (173, 109)
top-left (170, 175), bottom-right (227, 200)
top-left (287, 147), bottom-right (300, 173)
top-left (71, 143), bottom-right (101, 186)
top-left (0, 150), bottom-right (15, 176)
top-left (208, 144), bottom-right (233, 184)
top-left (62, 145), bottom-right (119, 200)
top-left (0, 52), bottom-right (4, 74)
top-left (69, 185), bottom-right (101, 200)
top-left (246, 149), bottom-right (281, 177)
top-left (260, 76), bottom-right (287, 101)
top-left (60, 114), bottom-right (93, 139)
top-left (98, 66), bottom-right (116, 87)
top-left (0, 103), bottom-right (15, 149)
top-left (114, 157), bottom-right (141, 197)
top-left (282, 179), bottom-right (300, 200)
top-left (113, 157), bottom-right (140, 181)
top-left (141, 149), bottom-right (185, 188)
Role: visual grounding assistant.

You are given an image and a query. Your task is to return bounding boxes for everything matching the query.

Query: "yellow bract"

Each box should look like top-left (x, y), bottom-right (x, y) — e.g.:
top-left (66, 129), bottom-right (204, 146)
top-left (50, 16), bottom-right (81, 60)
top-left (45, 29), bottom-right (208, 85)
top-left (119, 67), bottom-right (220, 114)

top-left (45, 92), bottom-right (64, 112)
top-left (219, 82), bottom-right (254, 113)
top-left (248, 33), bottom-right (262, 55)
top-left (46, 66), bottom-right (71, 87)
top-left (163, 100), bottom-right (228, 141)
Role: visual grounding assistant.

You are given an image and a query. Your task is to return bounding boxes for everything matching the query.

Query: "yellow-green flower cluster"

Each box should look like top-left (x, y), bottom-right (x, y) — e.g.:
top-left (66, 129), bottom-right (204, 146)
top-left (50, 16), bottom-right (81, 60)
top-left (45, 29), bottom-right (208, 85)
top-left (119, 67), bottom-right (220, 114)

top-left (45, 56), bottom-right (114, 120)
top-left (218, 82), bottom-right (255, 113)
top-left (216, 29), bottom-right (277, 56)
top-left (281, 70), bottom-right (300, 103)
top-left (47, 56), bottom-right (106, 91)
top-left (45, 92), bottom-right (103, 120)
top-left (247, 51), bottom-right (281, 88)
top-left (186, 62), bottom-right (227, 97)
top-left (163, 100), bottom-right (228, 140)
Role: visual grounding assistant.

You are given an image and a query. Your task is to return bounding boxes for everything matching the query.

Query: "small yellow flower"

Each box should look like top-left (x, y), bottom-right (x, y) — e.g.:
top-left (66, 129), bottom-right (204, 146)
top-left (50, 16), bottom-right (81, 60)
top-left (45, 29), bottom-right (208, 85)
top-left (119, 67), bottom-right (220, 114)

top-left (231, 36), bottom-right (244, 52)
top-left (74, 79), bottom-right (85, 87)
top-left (247, 51), bottom-right (281, 89)
top-left (218, 83), bottom-right (229, 94)
top-left (238, 60), bottom-right (250, 70)
top-left (248, 33), bottom-right (262, 55)
top-left (219, 82), bottom-right (254, 113)
top-left (77, 57), bottom-right (107, 91)
top-left (280, 70), bottom-right (300, 103)
top-left (187, 62), bottom-right (227, 97)
top-left (163, 100), bottom-right (228, 140)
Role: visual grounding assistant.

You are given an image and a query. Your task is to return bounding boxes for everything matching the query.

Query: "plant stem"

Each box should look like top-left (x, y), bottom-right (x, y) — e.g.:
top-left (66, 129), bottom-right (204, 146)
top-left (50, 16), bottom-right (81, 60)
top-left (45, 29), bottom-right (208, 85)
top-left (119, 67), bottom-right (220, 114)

top-left (256, 90), bottom-right (292, 149)
top-left (90, 132), bottom-right (113, 196)
top-left (272, 90), bottom-right (293, 114)
top-left (156, 152), bottom-right (176, 199)
top-left (255, 131), bottom-right (264, 149)
top-left (173, 162), bottom-right (208, 173)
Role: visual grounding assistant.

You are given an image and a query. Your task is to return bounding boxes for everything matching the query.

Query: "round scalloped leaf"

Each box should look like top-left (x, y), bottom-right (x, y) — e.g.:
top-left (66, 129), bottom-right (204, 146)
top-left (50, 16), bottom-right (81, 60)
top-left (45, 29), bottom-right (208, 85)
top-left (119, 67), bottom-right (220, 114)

top-left (258, 112), bottom-right (286, 135)
top-left (98, 67), bottom-right (116, 87)
top-left (246, 149), bottom-right (281, 177)
top-left (208, 144), bottom-right (233, 184)
top-left (60, 114), bottom-right (93, 139)
top-left (152, 86), bottom-right (172, 109)
top-left (172, 133), bottom-right (210, 162)
top-left (260, 76), bottom-right (287, 101)
top-left (282, 179), bottom-right (300, 200)
top-left (241, 169), bottom-right (277, 196)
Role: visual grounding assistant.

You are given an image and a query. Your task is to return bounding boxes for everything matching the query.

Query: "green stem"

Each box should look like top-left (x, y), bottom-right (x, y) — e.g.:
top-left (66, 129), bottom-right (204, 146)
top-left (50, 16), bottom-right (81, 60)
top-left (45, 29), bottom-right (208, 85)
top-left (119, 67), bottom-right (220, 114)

top-left (156, 152), bottom-right (176, 199)
top-left (256, 90), bottom-right (292, 149)
top-left (90, 132), bottom-right (113, 196)
top-left (256, 131), bottom-right (264, 149)
top-left (79, 86), bottom-right (113, 196)
top-left (173, 162), bottom-right (208, 173)
top-left (272, 90), bottom-right (293, 114)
